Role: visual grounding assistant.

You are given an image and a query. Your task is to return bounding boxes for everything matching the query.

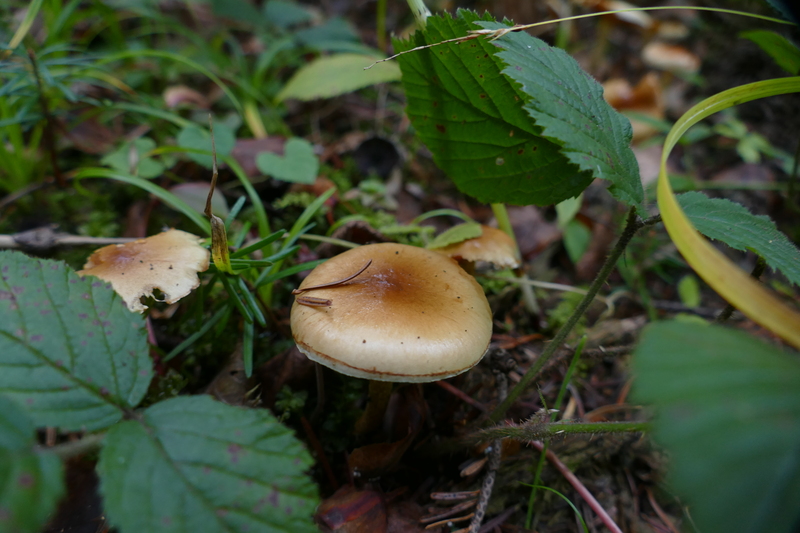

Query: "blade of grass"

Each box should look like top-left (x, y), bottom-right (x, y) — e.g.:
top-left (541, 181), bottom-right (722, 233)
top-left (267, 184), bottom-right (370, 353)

top-left (163, 306), bottom-right (228, 362)
top-left (243, 319), bottom-right (255, 377)
top-left (93, 50), bottom-right (243, 114)
top-left (3, 0), bottom-right (44, 57)
top-left (237, 276), bottom-right (266, 327)
top-left (219, 274), bottom-right (253, 323)
top-left (73, 167), bottom-right (211, 234)
top-left (521, 484), bottom-right (589, 533)
top-left (231, 229), bottom-right (287, 259)
top-left (657, 77), bottom-right (800, 349)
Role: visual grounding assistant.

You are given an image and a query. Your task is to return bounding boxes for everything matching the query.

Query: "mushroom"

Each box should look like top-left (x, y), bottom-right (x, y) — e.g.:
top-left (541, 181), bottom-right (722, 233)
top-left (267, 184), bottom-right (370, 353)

top-left (431, 225), bottom-right (521, 272)
top-left (290, 243), bottom-right (493, 432)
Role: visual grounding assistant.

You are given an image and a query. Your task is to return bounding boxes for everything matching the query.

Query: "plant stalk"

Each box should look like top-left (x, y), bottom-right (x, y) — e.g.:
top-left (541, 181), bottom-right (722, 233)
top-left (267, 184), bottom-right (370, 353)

top-left (488, 208), bottom-right (658, 423)
top-left (39, 432), bottom-right (106, 459)
top-left (491, 203), bottom-right (541, 315)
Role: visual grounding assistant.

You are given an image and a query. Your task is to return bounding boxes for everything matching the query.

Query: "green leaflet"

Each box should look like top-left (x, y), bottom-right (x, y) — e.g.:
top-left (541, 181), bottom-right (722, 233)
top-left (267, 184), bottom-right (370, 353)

top-left (427, 222), bottom-right (482, 249)
top-left (277, 53), bottom-right (401, 101)
top-left (98, 395), bottom-right (319, 533)
top-left (482, 20), bottom-right (643, 208)
top-left (679, 192), bottom-right (800, 286)
top-left (0, 396), bottom-right (64, 533)
top-left (394, 10), bottom-right (594, 206)
top-left (633, 321), bottom-right (800, 533)
top-left (0, 251), bottom-right (151, 431)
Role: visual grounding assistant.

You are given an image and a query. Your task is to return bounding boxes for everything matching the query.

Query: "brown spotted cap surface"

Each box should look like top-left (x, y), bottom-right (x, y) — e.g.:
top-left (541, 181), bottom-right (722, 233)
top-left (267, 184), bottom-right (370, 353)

top-left (290, 243), bottom-right (492, 382)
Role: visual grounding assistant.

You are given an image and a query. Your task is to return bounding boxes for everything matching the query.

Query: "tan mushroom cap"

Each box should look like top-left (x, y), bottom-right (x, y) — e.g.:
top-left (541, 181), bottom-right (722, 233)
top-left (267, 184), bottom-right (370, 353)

top-left (434, 226), bottom-right (520, 269)
top-left (290, 243), bottom-right (492, 382)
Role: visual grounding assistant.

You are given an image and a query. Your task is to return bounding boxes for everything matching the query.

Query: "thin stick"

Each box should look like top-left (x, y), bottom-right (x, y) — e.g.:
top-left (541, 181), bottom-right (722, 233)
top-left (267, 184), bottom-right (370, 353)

top-left (468, 369), bottom-right (508, 532)
top-left (529, 440), bottom-right (623, 533)
top-left (365, 7), bottom-right (790, 70)
top-left (292, 259), bottom-right (372, 294)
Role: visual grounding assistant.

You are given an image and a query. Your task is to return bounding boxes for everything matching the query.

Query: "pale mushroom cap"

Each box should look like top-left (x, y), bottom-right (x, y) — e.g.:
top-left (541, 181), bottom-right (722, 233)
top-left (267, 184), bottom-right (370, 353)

top-left (433, 226), bottom-right (520, 269)
top-left (290, 243), bottom-right (493, 382)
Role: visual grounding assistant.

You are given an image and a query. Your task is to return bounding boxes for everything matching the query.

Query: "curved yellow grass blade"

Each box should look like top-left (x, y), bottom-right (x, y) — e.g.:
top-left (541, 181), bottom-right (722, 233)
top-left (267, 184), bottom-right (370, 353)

top-left (657, 77), bottom-right (800, 349)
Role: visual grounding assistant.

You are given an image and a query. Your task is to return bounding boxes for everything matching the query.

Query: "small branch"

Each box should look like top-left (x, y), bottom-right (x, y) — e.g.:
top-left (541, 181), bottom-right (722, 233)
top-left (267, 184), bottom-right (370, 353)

top-left (529, 440), bottom-right (623, 533)
top-left (38, 432), bottom-right (106, 459)
top-left (715, 256), bottom-right (767, 323)
top-left (0, 227), bottom-right (137, 250)
top-left (469, 367), bottom-right (508, 533)
top-left (488, 208), bottom-right (656, 423)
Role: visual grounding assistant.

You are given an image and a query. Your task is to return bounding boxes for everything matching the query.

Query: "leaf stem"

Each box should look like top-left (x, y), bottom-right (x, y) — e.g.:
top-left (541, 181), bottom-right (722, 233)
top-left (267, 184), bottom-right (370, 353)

top-left (487, 208), bottom-right (660, 423)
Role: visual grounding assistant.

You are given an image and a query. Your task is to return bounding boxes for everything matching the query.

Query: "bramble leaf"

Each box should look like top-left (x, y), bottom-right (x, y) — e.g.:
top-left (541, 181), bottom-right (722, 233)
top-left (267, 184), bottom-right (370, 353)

top-left (633, 321), bottom-right (800, 533)
top-left (394, 10), bottom-right (594, 206)
top-left (482, 20), bottom-right (643, 208)
top-left (0, 395), bottom-right (64, 533)
top-left (0, 251), bottom-right (152, 431)
top-left (679, 192), bottom-right (800, 286)
top-left (98, 395), bottom-right (319, 533)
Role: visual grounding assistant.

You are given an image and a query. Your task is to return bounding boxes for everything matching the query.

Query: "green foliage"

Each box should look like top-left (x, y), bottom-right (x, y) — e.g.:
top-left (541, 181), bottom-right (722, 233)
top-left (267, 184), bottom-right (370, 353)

top-left (394, 10), bottom-right (642, 207)
top-left (0, 396), bottom-right (64, 533)
top-left (101, 138), bottom-right (167, 179)
top-left (256, 138), bottom-right (319, 184)
top-left (741, 30), bottom-right (800, 74)
top-left (679, 192), bottom-right (800, 286)
top-left (482, 21), bottom-right (643, 209)
top-left (277, 53), bottom-right (401, 101)
top-left (394, 11), bottom-right (593, 206)
top-left (98, 396), bottom-right (319, 533)
top-left (633, 321), bottom-right (800, 533)
top-left (0, 252), bottom-right (319, 532)
top-left (0, 251), bottom-right (152, 432)
top-left (177, 124), bottom-right (236, 169)
top-left (676, 274), bottom-right (701, 308)
top-left (427, 221), bottom-right (482, 249)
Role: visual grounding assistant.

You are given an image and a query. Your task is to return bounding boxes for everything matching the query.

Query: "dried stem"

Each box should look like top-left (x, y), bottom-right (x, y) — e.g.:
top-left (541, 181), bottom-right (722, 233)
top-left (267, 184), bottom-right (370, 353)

top-left (529, 440), bottom-right (623, 533)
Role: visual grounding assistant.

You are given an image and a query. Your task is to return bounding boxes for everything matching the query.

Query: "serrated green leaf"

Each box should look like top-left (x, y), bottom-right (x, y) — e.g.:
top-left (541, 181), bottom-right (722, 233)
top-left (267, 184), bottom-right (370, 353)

top-left (277, 53), bottom-right (401, 101)
top-left (481, 21), bottom-right (643, 208)
top-left (741, 30), bottom-right (800, 75)
top-left (394, 11), bottom-right (593, 206)
top-left (0, 396), bottom-right (64, 533)
top-left (177, 123), bottom-right (236, 169)
top-left (427, 222), bottom-right (482, 249)
top-left (633, 321), bottom-right (800, 533)
top-left (98, 395), bottom-right (318, 533)
top-left (0, 251), bottom-right (152, 431)
top-left (256, 138), bottom-right (319, 184)
top-left (678, 192), bottom-right (800, 286)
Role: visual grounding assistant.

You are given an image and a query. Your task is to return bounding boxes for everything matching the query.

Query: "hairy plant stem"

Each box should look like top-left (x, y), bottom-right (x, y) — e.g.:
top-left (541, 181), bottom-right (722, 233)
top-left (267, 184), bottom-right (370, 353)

top-left (39, 432), bottom-right (106, 459)
top-left (475, 420), bottom-right (649, 443)
top-left (488, 208), bottom-right (661, 423)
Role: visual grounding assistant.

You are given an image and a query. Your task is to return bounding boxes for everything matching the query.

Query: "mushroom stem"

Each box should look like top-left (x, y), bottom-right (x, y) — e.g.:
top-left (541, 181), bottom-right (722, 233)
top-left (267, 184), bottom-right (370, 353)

top-left (355, 380), bottom-right (393, 435)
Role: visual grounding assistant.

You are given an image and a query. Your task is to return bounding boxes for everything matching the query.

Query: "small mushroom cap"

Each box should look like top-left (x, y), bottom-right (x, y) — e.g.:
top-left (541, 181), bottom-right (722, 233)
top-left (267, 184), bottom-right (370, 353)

top-left (78, 229), bottom-right (209, 313)
top-left (291, 243), bottom-right (492, 382)
top-left (433, 226), bottom-right (520, 269)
